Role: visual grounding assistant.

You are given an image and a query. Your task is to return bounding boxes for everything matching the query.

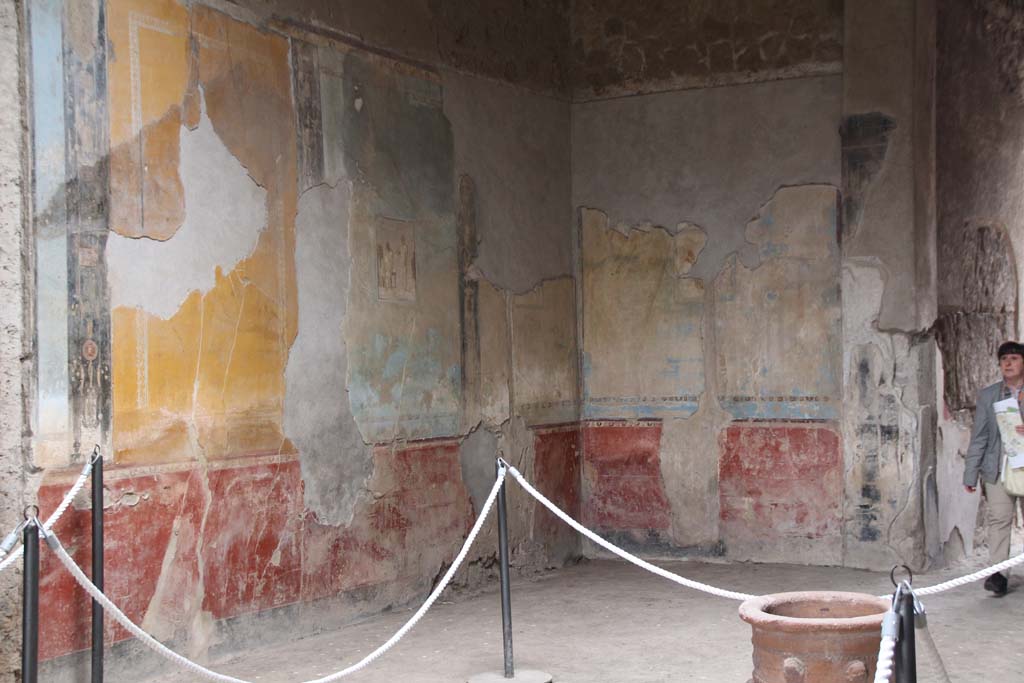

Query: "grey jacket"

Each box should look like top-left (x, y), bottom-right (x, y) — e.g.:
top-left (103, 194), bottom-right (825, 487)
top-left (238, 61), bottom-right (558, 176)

top-left (964, 381), bottom-right (1013, 486)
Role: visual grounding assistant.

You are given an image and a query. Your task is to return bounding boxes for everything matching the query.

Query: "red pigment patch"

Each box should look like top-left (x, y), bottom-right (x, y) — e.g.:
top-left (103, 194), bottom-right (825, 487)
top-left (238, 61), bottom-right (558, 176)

top-left (581, 422), bottom-right (671, 531)
top-left (38, 441), bottom-right (475, 662)
top-left (38, 468), bottom-right (199, 659)
top-left (532, 425), bottom-right (582, 548)
top-left (200, 460), bottom-right (304, 619)
top-left (718, 424), bottom-right (842, 542)
top-left (300, 441), bottom-right (474, 602)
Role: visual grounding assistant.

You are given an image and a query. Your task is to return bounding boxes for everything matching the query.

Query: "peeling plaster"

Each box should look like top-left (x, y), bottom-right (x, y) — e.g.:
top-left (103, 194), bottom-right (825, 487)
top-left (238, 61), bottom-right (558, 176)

top-left (581, 207), bottom-right (705, 420)
top-left (842, 259), bottom-right (931, 569)
top-left (285, 182), bottom-right (371, 526)
top-left (715, 185), bottom-right (841, 421)
top-left (572, 75), bottom-right (841, 280)
top-left (333, 50), bottom-right (461, 443)
top-left (459, 426), bottom-right (500, 516)
top-left (658, 397), bottom-right (730, 549)
top-left (106, 96), bottom-right (268, 320)
top-left (511, 276), bottom-right (579, 426)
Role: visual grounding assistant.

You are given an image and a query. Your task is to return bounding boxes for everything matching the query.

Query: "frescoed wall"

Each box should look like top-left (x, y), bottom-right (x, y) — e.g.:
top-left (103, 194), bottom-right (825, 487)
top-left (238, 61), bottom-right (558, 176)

top-left (27, 0), bottom-right (579, 675)
top-left (8, 0), bottom-right (973, 679)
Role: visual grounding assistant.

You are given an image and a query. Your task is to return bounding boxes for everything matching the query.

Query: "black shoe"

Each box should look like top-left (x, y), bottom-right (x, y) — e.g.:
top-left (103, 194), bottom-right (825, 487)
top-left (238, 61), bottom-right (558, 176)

top-left (984, 572), bottom-right (1008, 596)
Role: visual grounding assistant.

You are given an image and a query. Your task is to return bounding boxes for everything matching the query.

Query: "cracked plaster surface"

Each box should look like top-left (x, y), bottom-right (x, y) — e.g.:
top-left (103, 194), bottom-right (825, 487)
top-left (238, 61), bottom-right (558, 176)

top-left (106, 96), bottom-right (268, 320)
top-left (841, 259), bottom-right (932, 569)
top-left (572, 75), bottom-right (841, 281)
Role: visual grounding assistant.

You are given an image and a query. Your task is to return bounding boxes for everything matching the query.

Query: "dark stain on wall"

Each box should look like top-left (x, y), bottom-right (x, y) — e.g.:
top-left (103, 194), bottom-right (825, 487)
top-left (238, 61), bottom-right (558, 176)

top-left (570, 0), bottom-right (843, 97)
top-left (840, 112), bottom-right (896, 244)
top-left (849, 349), bottom-right (901, 545)
top-left (291, 39), bottom-right (325, 193)
top-left (457, 174), bottom-right (481, 421)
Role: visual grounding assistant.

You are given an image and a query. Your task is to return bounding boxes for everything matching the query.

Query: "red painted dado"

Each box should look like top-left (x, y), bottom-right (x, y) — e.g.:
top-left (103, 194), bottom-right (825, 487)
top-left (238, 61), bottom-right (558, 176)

top-left (38, 467), bottom-right (201, 659)
top-left (36, 441), bottom-right (474, 662)
top-left (532, 425), bottom-right (582, 551)
top-left (719, 424), bottom-right (842, 545)
top-left (301, 441), bottom-right (474, 602)
top-left (581, 421), bottom-right (672, 532)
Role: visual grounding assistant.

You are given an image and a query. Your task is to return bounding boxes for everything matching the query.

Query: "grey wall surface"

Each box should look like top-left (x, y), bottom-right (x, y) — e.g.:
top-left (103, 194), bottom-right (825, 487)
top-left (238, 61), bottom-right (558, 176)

top-left (571, 75), bottom-right (842, 280)
top-left (444, 70), bottom-right (572, 293)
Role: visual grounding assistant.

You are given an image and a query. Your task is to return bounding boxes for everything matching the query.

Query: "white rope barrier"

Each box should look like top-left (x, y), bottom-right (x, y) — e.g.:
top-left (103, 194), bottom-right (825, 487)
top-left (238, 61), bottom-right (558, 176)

top-left (0, 455), bottom-right (97, 573)
top-left (873, 634), bottom-right (896, 683)
top-left (872, 588), bottom-right (902, 683)
top-left (20, 455), bottom-right (1024, 683)
top-left (45, 466), bottom-right (509, 683)
top-left (909, 549), bottom-right (1024, 596)
top-left (503, 462), bottom-right (757, 602)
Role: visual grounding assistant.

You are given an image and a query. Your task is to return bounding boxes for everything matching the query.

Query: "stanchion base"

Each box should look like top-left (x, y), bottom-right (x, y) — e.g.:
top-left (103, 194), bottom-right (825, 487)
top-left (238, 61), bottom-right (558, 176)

top-left (467, 670), bottom-right (553, 683)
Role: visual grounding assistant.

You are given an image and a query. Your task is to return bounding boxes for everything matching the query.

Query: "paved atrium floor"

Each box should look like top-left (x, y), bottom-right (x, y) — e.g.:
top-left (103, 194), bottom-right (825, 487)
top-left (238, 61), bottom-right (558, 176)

top-left (141, 557), bottom-right (1023, 682)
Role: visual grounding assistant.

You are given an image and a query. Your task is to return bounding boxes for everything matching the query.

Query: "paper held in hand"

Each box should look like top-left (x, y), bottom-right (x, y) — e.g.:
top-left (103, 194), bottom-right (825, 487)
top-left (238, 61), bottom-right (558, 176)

top-left (994, 397), bottom-right (1024, 470)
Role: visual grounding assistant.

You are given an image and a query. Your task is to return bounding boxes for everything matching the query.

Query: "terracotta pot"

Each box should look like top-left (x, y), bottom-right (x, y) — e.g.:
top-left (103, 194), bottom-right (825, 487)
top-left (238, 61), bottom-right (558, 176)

top-left (739, 591), bottom-right (889, 683)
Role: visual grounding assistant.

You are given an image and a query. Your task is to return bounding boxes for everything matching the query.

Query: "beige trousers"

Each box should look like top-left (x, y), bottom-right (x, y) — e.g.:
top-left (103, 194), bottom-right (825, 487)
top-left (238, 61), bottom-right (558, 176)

top-left (984, 479), bottom-right (1022, 565)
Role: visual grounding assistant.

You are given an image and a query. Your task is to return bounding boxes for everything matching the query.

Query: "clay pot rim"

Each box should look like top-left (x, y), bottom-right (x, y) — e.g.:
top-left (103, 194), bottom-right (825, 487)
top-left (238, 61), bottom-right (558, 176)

top-left (738, 590), bottom-right (889, 633)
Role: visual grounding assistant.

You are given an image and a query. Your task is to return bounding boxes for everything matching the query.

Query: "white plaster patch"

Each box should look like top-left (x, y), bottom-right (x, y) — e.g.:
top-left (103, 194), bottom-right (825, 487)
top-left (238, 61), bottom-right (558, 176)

top-left (841, 259), bottom-right (931, 569)
top-left (106, 96), bottom-right (267, 319)
top-left (284, 181), bottom-right (372, 526)
top-left (658, 400), bottom-right (730, 549)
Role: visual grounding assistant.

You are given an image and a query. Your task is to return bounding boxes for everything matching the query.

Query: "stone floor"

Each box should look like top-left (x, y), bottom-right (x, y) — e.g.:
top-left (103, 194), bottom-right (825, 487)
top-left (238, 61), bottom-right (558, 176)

top-left (140, 556), bottom-right (1024, 683)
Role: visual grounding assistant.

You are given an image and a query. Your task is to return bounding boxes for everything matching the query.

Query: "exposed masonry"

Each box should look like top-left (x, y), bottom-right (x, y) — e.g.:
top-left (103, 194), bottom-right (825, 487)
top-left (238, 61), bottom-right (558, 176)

top-left (968, 0), bottom-right (1024, 102)
top-left (571, 0), bottom-right (843, 99)
top-left (106, 95), bottom-right (268, 320)
top-left (0, 0), bottom-right (25, 677)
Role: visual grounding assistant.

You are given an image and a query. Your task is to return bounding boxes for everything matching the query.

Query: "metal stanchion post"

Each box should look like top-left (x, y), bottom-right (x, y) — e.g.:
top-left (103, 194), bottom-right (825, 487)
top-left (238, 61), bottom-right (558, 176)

top-left (895, 587), bottom-right (917, 683)
top-left (467, 462), bottom-right (551, 683)
top-left (496, 460), bottom-right (515, 678)
top-left (92, 449), bottom-right (105, 683)
top-left (22, 517), bottom-right (39, 683)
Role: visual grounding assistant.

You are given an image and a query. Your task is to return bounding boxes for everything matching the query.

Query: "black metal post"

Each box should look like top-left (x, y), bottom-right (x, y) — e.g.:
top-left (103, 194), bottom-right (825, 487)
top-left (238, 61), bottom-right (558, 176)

top-left (92, 453), bottom-right (104, 683)
top-left (895, 589), bottom-right (917, 683)
top-left (496, 461), bottom-right (514, 679)
top-left (22, 520), bottom-right (39, 683)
